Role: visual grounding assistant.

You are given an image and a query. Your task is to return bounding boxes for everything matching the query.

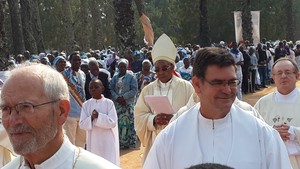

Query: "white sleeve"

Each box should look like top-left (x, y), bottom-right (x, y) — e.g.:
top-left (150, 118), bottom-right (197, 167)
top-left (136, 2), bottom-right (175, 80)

top-left (94, 101), bottom-right (118, 129)
top-left (79, 103), bottom-right (93, 130)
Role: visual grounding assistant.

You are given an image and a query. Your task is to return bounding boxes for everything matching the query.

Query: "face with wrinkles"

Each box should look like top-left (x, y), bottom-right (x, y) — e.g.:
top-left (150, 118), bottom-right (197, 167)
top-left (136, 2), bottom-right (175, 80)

top-left (1, 73), bottom-right (59, 155)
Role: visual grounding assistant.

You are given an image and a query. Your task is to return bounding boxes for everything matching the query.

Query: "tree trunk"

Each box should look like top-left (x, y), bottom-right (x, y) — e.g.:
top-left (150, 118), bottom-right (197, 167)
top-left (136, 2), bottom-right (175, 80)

top-left (20, 0), bottom-right (38, 54)
top-left (0, 0), bottom-right (9, 69)
top-left (62, 0), bottom-right (77, 54)
top-left (241, 0), bottom-right (253, 43)
top-left (113, 0), bottom-right (135, 50)
top-left (90, 0), bottom-right (104, 49)
top-left (199, 0), bottom-right (210, 47)
top-left (7, 0), bottom-right (25, 55)
top-left (31, 0), bottom-right (44, 53)
top-left (285, 0), bottom-right (294, 41)
top-left (80, 0), bottom-right (89, 51)
top-left (134, 0), bottom-right (144, 17)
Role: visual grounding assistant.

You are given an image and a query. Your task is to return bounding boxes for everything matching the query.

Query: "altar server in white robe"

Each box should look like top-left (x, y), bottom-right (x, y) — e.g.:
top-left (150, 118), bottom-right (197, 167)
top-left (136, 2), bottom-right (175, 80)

top-left (255, 57), bottom-right (300, 169)
top-left (143, 47), bottom-right (291, 169)
top-left (134, 33), bottom-right (194, 163)
top-left (79, 79), bottom-right (120, 166)
top-left (1, 63), bottom-right (119, 169)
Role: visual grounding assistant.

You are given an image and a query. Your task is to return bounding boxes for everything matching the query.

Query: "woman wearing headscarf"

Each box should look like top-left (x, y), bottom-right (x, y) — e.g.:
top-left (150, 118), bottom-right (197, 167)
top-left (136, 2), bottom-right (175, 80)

top-left (110, 58), bottom-right (138, 149)
top-left (135, 59), bottom-right (156, 100)
top-left (53, 56), bottom-right (67, 72)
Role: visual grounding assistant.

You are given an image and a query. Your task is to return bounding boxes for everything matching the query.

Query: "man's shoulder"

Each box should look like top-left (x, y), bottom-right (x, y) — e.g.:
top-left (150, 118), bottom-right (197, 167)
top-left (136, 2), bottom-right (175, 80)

top-left (163, 104), bottom-right (199, 134)
top-left (76, 148), bottom-right (120, 169)
top-left (98, 71), bottom-right (109, 78)
top-left (231, 104), bottom-right (272, 130)
top-left (103, 97), bottom-right (114, 105)
top-left (143, 79), bottom-right (158, 89)
top-left (255, 92), bottom-right (274, 105)
top-left (173, 75), bottom-right (192, 86)
top-left (2, 156), bottom-right (21, 169)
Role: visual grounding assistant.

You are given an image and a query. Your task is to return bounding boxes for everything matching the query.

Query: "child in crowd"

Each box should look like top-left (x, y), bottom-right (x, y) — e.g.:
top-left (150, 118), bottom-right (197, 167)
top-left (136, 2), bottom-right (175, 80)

top-left (79, 79), bottom-right (120, 166)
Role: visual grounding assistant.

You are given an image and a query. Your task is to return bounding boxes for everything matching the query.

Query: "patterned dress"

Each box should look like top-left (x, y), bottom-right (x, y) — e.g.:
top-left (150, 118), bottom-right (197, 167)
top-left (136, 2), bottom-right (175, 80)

top-left (110, 71), bottom-right (138, 149)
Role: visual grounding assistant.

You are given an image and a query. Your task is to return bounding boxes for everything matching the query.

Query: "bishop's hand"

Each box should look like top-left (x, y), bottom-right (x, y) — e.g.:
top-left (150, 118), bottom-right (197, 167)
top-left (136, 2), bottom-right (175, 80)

top-left (154, 113), bottom-right (173, 126)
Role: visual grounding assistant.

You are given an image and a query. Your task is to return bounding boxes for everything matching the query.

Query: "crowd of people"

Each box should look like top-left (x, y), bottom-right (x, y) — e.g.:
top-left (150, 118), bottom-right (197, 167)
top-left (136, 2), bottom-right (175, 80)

top-left (0, 34), bottom-right (300, 169)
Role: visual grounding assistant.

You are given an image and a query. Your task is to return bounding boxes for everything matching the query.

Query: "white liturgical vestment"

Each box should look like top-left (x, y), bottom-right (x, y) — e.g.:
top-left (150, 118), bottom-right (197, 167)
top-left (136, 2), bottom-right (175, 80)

top-left (2, 136), bottom-right (120, 169)
top-left (143, 103), bottom-right (291, 169)
top-left (79, 97), bottom-right (120, 166)
top-left (255, 88), bottom-right (300, 169)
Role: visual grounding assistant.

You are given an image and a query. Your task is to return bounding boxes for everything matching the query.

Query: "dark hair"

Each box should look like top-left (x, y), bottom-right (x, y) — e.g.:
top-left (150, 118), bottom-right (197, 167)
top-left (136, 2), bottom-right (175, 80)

top-left (192, 47), bottom-right (235, 80)
top-left (69, 51), bottom-right (80, 61)
top-left (272, 57), bottom-right (299, 73)
top-left (187, 163), bottom-right (234, 169)
top-left (89, 79), bottom-right (104, 88)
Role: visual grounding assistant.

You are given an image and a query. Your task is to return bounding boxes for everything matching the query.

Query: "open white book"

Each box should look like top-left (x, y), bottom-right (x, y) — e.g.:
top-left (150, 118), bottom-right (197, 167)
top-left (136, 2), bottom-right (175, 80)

top-left (144, 95), bottom-right (174, 114)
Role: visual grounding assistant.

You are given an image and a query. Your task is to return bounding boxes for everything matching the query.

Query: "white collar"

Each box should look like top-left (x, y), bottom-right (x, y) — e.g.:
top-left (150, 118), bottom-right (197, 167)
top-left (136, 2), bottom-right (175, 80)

top-left (158, 76), bottom-right (173, 88)
top-left (275, 88), bottom-right (300, 103)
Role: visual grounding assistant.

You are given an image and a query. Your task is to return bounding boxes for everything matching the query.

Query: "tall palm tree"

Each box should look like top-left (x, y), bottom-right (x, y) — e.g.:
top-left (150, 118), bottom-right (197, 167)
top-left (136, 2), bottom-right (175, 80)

top-left (285, 0), bottom-right (294, 41)
top-left (0, 0), bottom-right (9, 69)
top-left (241, 0), bottom-right (253, 42)
top-left (20, 0), bottom-right (38, 54)
top-left (199, 0), bottom-right (210, 47)
top-left (62, 0), bottom-right (76, 54)
top-left (113, 0), bottom-right (135, 50)
top-left (7, 0), bottom-right (25, 55)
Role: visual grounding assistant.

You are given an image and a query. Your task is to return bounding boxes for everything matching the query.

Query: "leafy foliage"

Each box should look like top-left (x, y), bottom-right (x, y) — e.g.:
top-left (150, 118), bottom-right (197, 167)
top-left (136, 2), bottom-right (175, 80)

top-left (1, 0), bottom-right (300, 57)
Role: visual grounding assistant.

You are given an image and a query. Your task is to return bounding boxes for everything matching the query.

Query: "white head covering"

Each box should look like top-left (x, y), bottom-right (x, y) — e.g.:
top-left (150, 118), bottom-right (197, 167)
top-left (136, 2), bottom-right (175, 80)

top-left (152, 33), bottom-right (177, 65)
top-left (117, 58), bottom-right (129, 67)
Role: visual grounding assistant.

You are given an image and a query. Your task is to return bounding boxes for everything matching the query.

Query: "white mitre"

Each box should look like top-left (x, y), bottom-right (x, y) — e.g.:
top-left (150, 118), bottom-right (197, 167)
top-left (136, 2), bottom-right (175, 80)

top-left (152, 33), bottom-right (177, 65)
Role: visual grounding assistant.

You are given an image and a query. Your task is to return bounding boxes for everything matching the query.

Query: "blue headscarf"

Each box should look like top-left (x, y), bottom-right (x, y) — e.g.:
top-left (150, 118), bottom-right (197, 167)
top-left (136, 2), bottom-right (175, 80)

top-left (53, 56), bottom-right (66, 69)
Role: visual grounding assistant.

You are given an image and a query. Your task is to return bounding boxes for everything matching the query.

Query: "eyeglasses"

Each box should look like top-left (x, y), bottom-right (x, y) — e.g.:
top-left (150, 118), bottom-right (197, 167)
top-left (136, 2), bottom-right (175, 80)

top-left (154, 66), bottom-right (171, 73)
top-left (1, 99), bottom-right (60, 117)
top-left (272, 71), bottom-right (296, 77)
top-left (204, 79), bottom-right (240, 88)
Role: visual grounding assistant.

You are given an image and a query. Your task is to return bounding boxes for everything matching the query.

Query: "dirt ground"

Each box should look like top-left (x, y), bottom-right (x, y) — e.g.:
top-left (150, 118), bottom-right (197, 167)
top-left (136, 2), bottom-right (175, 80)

top-left (120, 81), bottom-right (300, 169)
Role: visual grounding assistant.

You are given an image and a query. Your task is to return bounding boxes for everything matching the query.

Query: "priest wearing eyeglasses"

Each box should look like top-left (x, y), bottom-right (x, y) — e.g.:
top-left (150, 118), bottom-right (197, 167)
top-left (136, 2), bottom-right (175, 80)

top-left (0, 63), bottom-right (119, 169)
top-left (255, 57), bottom-right (300, 168)
top-left (143, 47), bottom-right (291, 169)
top-left (134, 33), bottom-right (194, 163)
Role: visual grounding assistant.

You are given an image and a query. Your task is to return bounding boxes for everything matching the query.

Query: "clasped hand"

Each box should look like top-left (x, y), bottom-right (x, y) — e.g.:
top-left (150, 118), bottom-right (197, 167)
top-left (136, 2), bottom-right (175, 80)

top-left (154, 113), bottom-right (173, 126)
top-left (116, 96), bottom-right (126, 105)
top-left (91, 109), bottom-right (98, 121)
top-left (273, 124), bottom-right (290, 141)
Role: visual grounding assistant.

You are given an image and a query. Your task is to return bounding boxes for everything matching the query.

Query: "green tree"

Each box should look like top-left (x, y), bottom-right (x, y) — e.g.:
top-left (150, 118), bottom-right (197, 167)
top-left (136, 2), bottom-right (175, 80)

top-left (31, 0), bottom-right (44, 53)
top-left (285, 0), bottom-right (294, 41)
top-left (0, 0), bottom-right (9, 69)
top-left (79, 0), bottom-right (89, 51)
top-left (62, 0), bottom-right (77, 54)
top-left (90, 0), bottom-right (105, 49)
top-left (241, 0), bottom-right (253, 42)
top-left (7, 0), bottom-right (25, 55)
top-left (113, 0), bottom-right (136, 50)
top-left (20, 0), bottom-right (38, 54)
top-left (199, 0), bottom-right (210, 47)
